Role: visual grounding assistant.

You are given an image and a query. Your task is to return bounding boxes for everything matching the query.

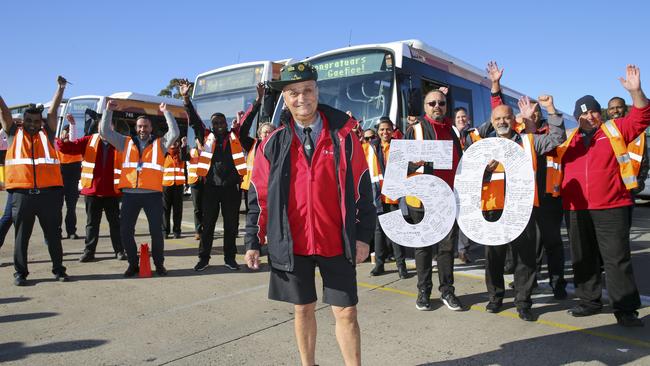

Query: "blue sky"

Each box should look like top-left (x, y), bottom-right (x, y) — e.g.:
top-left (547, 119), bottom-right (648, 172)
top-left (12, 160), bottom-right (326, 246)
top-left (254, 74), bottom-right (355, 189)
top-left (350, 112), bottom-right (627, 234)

top-left (1, 0), bottom-right (648, 115)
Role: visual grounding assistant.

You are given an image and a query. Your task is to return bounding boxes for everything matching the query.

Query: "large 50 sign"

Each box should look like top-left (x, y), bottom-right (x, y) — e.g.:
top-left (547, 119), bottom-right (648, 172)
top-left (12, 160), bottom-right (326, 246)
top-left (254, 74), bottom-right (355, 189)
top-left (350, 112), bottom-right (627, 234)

top-left (378, 139), bottom-right (535, 247)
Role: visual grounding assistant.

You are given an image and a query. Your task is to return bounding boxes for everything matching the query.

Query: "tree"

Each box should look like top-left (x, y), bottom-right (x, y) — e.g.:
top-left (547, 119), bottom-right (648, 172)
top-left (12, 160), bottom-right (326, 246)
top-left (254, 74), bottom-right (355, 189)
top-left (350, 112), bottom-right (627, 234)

top-left (158, 78), bottom-right (193, 99)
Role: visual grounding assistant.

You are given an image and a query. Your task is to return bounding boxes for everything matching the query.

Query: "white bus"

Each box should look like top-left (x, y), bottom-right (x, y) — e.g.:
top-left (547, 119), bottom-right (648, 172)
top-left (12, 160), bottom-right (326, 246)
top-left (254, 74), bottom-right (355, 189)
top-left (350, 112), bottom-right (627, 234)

top-left (271, 39), bottom-right (575, 130)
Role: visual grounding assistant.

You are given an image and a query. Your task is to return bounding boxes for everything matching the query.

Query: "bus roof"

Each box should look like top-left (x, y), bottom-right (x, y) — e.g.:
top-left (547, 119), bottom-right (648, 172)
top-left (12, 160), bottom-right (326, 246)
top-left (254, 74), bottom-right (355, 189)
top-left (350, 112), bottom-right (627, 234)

top-left (195, 60), bottom-right (292, 80)
top-left (108, 92), bottom-right (184, 106)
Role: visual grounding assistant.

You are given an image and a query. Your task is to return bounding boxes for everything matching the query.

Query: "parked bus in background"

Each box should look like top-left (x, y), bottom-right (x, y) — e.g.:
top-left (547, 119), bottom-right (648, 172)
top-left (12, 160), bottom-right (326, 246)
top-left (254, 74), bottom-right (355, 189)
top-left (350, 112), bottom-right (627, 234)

top-left (189, 60), bottom-right (291, 143)
top-left (59, 92), bottom-right (189, 139)
top-left (271, 39), bottom-right (575, 131)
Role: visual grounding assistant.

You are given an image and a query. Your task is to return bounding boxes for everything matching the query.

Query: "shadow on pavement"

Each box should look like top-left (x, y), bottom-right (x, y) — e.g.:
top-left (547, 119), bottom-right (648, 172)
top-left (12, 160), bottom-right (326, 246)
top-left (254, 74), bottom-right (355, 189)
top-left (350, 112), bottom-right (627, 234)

top-left (0, 297), bottom-right (30, 305)
top-left (0, 340), bottom-right (108, 362)
top-left (0, 312), bottom-right (58, 323)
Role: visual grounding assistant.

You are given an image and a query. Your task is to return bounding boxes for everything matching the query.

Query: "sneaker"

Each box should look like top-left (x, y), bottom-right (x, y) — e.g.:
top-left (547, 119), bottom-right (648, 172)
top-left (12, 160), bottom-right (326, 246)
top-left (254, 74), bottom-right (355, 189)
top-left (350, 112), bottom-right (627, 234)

top-left (13, 274), bottom-right (27, 286)
top-left (54, 271), bottom-right (70, 282)
top-left (568, 304), bottom-right (602, 317)
top-left (517, 308), bottom-right (536, 322)
top-left (67, 233), bottom-right (81, 240)
top-left (416, 290), bottom-right (432, 311)
top-left (224, 259), bottom-right (240, 270)
top-left (155, 265), bottom-right (168, 276)
top-left (124, 264), bottom-right (140, 277)
top-left (458, 251), bottom-right (473, 264)
top-left (194, 258), bottom-right (210, 272)
top-left (370, 264), bottom-right (385, 276)
top-left (615, 311), bottom-right (644, 327)
top-left (441, 292), bottom-right (463, 311)
top-left (115, 251), bottom-right (127, 261)
top-left (486, 300), bottom-right (502, 313)
top-left (397, 265), bottom-right (409, 280)
top-left (79, 252), bottom-right (95, 263)
top-left (173, 232), bottom-right (181, 239)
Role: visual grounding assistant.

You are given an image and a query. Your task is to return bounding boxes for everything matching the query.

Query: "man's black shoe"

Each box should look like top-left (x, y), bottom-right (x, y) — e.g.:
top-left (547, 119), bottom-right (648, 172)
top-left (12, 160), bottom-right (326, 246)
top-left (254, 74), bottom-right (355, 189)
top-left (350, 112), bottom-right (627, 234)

top-left (124, 264), bottom-right (140, 277)
top-left (397, 265), bottom-right (409, 279)
top-left (553, 286), bottom-right (568, 300)
top-left (518, 308), bottom-right (536, 322)
top-left (54, 271), bottom-right (70, 282)
top-left (173, 232), bottom-right (181, 239)
top-left (194, 258), bottom-right (209, 272)
top-left (370, 264), bottom-right (385, 276)
top-left (79, 252), bottom-right (95, 263)
top-left (224, 259), bottom-right (240, 270)
top-left (615, 311), bottom-right (644, 327)
top-left (13, 274), bottom-right (27, 286)
top-left (568, 305), bottom-right (602, 317)
top-left (416, 290), bottom-right (432, 311)
top-left (115, 251), bottom-right (127, 261)
top-left (441, 292), bottom-right (463, 311)
top-left (486, 300), bottom-right (502, 313)
top-left (68, 233), bottom-right (81, 240)
top-left (155, 265), bottom-right (168, 276)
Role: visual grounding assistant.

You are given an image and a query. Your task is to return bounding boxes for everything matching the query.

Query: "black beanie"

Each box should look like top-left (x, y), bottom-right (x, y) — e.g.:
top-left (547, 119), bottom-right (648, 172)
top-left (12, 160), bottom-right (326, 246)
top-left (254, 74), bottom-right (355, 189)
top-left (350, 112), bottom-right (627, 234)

top-left (573, 95), bottom-right (601, 120)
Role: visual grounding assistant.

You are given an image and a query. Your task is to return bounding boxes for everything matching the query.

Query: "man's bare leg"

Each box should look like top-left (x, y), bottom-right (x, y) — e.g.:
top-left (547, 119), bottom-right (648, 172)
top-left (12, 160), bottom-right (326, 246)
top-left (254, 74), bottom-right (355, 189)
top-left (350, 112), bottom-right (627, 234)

top-left (294, 302), bottom-right (317, 366)
top-left (332, 305), bottom-right (361, 366)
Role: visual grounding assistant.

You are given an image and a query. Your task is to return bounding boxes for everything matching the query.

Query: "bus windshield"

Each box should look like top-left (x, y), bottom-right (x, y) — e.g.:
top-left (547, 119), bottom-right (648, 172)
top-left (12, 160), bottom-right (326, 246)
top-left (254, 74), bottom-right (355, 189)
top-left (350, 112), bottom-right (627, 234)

top-left (309, 50), bottom-right (394, 130)
top-left (61, 98), bottom-right (100, 136)
top-left (193, 64), bottom-right (264, 127)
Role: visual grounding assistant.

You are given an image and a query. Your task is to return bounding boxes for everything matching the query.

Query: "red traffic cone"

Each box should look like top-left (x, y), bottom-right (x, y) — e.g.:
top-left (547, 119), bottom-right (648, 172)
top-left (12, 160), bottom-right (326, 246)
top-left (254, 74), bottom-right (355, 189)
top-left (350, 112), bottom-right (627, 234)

top-left (139, 243), bottom-right (152, 278)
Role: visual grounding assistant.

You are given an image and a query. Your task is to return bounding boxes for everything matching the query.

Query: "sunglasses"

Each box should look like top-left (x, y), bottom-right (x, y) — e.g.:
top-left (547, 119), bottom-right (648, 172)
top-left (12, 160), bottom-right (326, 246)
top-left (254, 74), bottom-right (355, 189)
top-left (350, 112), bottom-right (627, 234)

top-left (363, 136), bottom-right (376, 141)
top-left (426, 100), bottom-right (446, 107)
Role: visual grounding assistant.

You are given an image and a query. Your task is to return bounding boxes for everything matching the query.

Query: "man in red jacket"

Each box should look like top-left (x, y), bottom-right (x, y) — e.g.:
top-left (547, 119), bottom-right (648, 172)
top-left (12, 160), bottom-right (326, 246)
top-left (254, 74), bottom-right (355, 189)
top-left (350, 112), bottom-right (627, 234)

top-left (562, 65), bottom-right (649, 327)
top-left (244, 62), bottom-right (375, 366)
top-left (57, 113), bottom-right (125, 262)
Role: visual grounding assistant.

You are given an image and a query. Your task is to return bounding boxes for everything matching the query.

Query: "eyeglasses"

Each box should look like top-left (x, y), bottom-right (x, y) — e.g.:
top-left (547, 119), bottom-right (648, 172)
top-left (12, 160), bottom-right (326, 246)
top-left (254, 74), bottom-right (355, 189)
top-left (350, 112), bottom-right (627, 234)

top-left (426, 100), bottom-right (446, 107)
top-left (363, 136), bottom-right (376, 141)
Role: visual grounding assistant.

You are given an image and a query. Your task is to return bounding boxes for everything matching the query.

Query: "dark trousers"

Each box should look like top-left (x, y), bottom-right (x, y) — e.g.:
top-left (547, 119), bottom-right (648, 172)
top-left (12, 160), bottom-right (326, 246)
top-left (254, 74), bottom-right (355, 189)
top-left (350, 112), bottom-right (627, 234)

top-left (484, 209), bottom-right (537, 310)
top-left (84, 195), bottom-right (122, 255)
top-left (190, 182), bottom-right (204, 234)
top-left (566, 207), bottom-right (640, 313)
top-left (375, 203), bottom-right (405, 267)
top-left (199, 184), bottom-right (240, 261)
top-left (162, 185), bottom-right (184, 235)
top-left (61, 162), bottom-right (81, 236)
top-left (0, 191), bottom-right (14, 247)
top-left (410, 208), bottom-right (456, 295)
top-left (12, 188), bottom-right (65, 277)
top-left (535, 195), bottom-right (566, 289)
top-left (120, 192), bottom-right (164, 266)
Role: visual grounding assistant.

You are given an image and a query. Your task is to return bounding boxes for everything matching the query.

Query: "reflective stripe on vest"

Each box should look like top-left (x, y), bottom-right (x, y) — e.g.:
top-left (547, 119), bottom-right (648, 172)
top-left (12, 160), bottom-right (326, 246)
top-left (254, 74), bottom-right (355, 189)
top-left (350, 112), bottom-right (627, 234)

top-left (547, 129), bottom-right (579, 197)
top-left (5, 128), bottom-right (63, 189)
top-left (162, 154), bottom-right (186, 186)
top-left (118, 137), bottom-right (164, 191)
top-left (628, 133), bottom-right (645, 176)
top-left (240, 141), bottom-right (257, 191)
top-left (196, 132), bottom-right (247, 177)
top-left (600, 120), bottom-right (638, 190)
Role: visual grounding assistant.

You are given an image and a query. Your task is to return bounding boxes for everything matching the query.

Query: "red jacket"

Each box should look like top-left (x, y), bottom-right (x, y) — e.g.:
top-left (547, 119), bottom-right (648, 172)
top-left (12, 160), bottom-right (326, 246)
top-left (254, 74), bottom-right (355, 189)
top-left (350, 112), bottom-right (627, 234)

top-left (57, 135), bottom-right (120, 197)
top-left (561, 105), bottom-right (650, 210)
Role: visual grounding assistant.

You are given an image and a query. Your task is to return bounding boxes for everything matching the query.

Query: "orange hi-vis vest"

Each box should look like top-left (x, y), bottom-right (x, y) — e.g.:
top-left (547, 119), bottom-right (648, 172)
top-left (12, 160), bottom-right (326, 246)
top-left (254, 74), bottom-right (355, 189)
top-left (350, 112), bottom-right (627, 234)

top-left (162, 154), bottom-right (186, 186)
top-left (187, 148), bottom-right (200, 185)
top-left (474, 133), bottom-right (538, 211)
top-left (363, 142), bottom-right (398, 205)
top-left (628, 133), bottom-right (645, 177)
top-left (196, 132), bottom-right (247, 177)
top-left (550, 121), bottom-right (639, 195)
top-left (5, 128), bottom-right (63, 190)
top-left (240, 139), bottom-right (258, 191)
top-left (57, 150), bottom-right (83, 164)
top-left (118, 137), bottom-right (164, 192)
top-left (80, 133), bottom-right (122, 194)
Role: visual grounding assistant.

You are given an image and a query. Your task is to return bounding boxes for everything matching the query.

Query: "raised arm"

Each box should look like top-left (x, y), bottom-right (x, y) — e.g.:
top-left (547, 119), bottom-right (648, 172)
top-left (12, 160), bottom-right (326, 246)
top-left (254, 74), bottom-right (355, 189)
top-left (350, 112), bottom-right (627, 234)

top-left (47, 76), bottom-right (67, 132)
top-left (486, 61), bottom-right (504, 108)
top-left (529, 95), bottom-right (566, 154)
top-left (620, 64), bottom-right (648, 109)
top-left (238, 82), bottom-right (265, 151)
top-left (179, 78), bottom-right (206, 145)
top-left (99, 100), bottom-right (127, 151)
top-left (159, 103), bottom-right (180, 152)
top-left (0, 95), bottom-right (13, 132)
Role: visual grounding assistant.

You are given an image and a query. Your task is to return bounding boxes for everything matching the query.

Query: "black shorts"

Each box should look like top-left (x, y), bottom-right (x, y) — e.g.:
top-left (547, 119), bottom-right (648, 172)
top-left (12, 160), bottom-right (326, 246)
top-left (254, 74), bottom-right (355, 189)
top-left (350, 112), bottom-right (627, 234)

top-left (268, 255), bottom-right (358, 307)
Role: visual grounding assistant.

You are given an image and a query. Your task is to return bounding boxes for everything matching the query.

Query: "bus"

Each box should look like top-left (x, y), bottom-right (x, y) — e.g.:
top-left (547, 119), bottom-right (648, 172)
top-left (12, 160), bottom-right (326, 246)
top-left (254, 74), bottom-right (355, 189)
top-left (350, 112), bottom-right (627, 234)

top-left (271, 39), bottom-right (576, 131)
top-left (60, 93), bottom-right (189, 139)
top-left (190, 60), bottom-right (291, 138)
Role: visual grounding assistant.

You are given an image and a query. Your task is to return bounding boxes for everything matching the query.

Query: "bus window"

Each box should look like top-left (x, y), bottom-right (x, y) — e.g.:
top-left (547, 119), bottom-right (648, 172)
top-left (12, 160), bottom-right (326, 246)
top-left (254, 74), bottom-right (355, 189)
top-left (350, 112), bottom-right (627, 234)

top-left (450, 86), bottom-right (473, 127)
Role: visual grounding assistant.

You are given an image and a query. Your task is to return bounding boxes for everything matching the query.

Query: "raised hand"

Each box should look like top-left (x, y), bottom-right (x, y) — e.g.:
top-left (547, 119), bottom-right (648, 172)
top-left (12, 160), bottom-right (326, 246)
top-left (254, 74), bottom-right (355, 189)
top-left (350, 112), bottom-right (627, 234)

top-left (66, 113), bottom-right (76, 125)
top-left (57, 75), bottom-right (68, 88)
top-left (518, 96), bottom-right (538, 121)
top-left (178, 79), bottom-right (193, 97)
top-left (486, 61), bottom-right (503, 83)
top-left (537, 95), bottom-right (557, 114)
top-left (619, 64), bottom-right (641, 92)
top-left (438, 86), bottom-right (449, 95)
top-left (106, 100), bottom-right (118, 111)
top-left (256, 82), bottom-right (265, 102)
top-left (159, 102), bottom-right (167, 113)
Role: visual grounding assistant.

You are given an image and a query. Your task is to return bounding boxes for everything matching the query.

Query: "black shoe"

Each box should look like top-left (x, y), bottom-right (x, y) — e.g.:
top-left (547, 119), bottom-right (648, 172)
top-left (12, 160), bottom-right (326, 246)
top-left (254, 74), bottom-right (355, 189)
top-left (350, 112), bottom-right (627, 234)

top-left (194, 258), bottom-right (210, 272)
top-left (370, 264), bottom-right (385, 276)
top-left (568, 305), bottom-right (602, 317)
top-left (13, 274), bottom-right (27, 286)
top-left (165, 233), bottom-right (172, 239)
top-left (155, 265), bottom-right (168, 276)
top-left (224, 259), bottom-right (240, 270)
top-left (553, 286), bottom-right (568, 300)
top-left (416, 290), bottom-right (432, 311)
top-left (458, 252), bottom-right (473, 264)
top-left (615, 311), bottom-right (644, 327)
top-left (504, 265), bottom-right (515, 275)
top-left (54, 271), bottom-right (70, 282)
top-left (173, 232), bottom-right (181, 239)
top-left (115, 251), bottom-right (127, 261)
top-left (68, 233), bottom-right (80, 240)
top-left (518, 308), bottom-right (536, 322)
top-left (486, 300), bottom-right (502, 313)
top-left (441, 292), bottom-right (463, 311)
top-left (397, 265), bottom-right (409, 279)
top-left (124, 264), bottom-right (140, 277)
top-left (79, 252), bottom-right (95, 263)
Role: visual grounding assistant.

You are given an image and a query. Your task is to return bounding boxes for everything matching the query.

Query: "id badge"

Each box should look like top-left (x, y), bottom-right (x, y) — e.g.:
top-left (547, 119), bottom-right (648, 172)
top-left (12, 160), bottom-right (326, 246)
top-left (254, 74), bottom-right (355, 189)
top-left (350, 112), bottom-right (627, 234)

top-left (136, 162), bottom-right (143, 172)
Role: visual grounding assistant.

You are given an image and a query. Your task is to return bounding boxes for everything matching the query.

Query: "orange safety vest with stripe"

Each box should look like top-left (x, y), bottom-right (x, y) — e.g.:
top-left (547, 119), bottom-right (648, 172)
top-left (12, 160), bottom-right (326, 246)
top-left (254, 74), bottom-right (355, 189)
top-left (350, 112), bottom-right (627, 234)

top-left (240, 139), bottom-right (258, 191)
top-left (187, 148), bottom-right (200, 185)
top-left (550, 121), bottom-right (639, 195)
top-left (162, 154), bottom-right (186, 186)
top-left (80, 133), bottom-right (122, 194)
top-left (196, 132), bottom-right (247, 177)
top-left (471, 133), bottom-right (538, 211)
top-left (628, 133), bottom-right (645, 177)
top-left (57, 150), bottom-right (83, 164)
top-left (363, 142), bottom-right (399, 205)
top-left (118, 137), bottom-right (164, 192)
top-left (5, 128), bottom-right (63, 189)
